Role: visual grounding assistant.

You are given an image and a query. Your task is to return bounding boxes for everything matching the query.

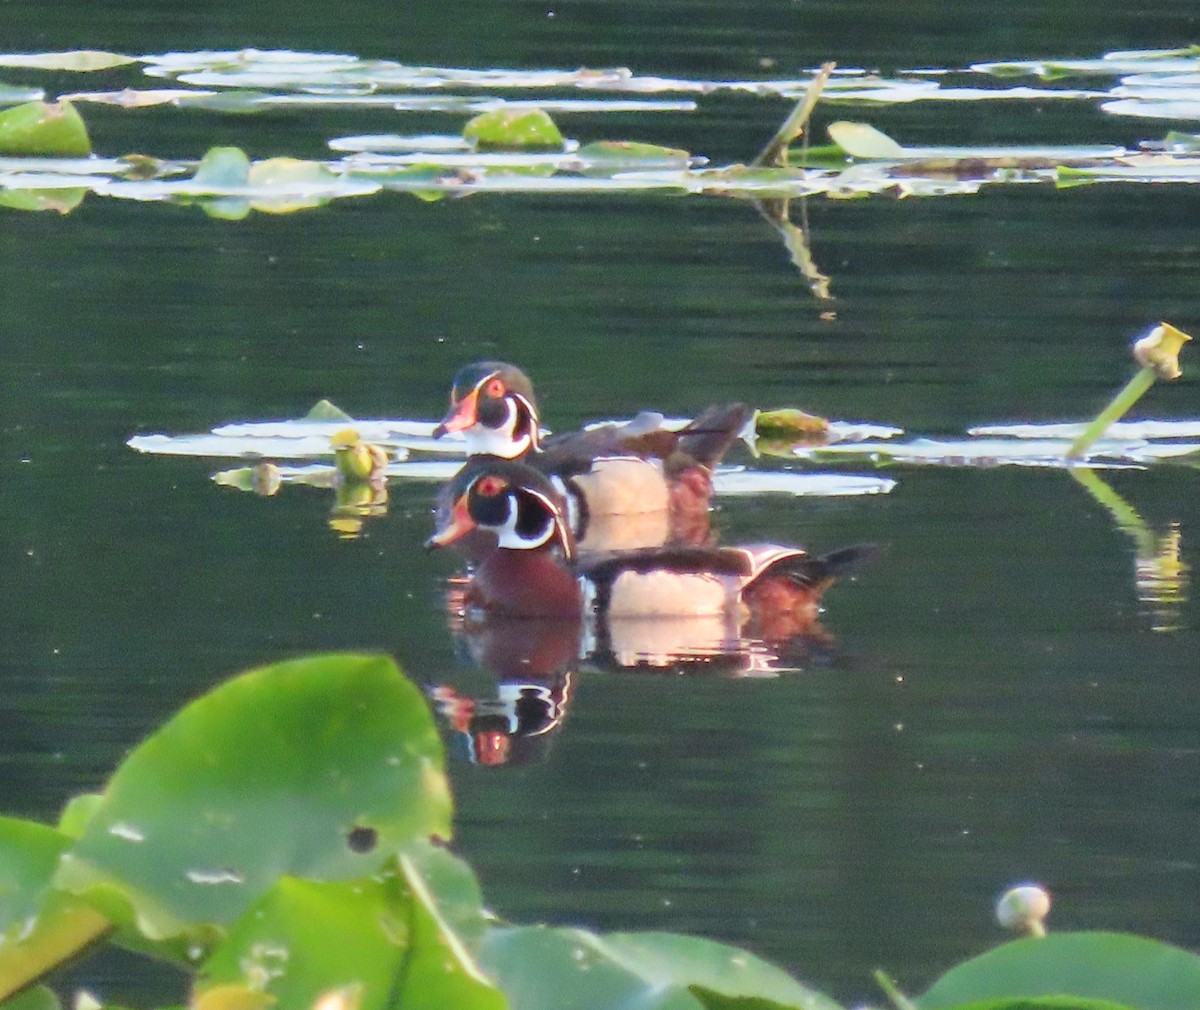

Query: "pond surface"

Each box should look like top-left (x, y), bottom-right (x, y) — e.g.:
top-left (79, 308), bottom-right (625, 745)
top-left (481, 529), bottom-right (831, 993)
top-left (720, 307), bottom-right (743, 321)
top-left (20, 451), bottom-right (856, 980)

top-left (3, 3), bottom-right (1200, 1007)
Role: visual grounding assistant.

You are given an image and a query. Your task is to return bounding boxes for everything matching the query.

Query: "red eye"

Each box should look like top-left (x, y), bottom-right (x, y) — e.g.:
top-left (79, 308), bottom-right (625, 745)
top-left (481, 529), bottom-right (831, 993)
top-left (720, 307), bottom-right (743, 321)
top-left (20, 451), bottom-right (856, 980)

top-left (484, 378), bottom-right (506, 398)
top-left (476, 475), bottom-right (506, 497)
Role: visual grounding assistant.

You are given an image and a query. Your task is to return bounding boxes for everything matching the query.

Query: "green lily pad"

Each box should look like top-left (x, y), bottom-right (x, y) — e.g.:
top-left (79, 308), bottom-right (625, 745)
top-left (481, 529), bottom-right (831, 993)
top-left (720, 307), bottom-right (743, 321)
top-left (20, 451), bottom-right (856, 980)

top-left (197, 857), bottom-right (505, 1010)
top-left (826, 121), bottom-right (905, 159)
top-left (53, 654), bottom-right (452, 946)
top-left (193, 146), bottom-right (250, 187)
top-left (0, 986), bottom-right (62, 1010)
top-left (0, 818), bottom-right (112, 1001)
top-left (57, 794), bottom-right (104, 838)
top-left (246, 156), bottom-right (343, 212)
top-left (478, 927), bottom-right (841, 1010)
top-left (0, 51), bottom-right (136, 72)
top-left (574, 141), bottom-right (692, 174)
top-left (917, 932), bottom-right (1200, 1010)
top-left (0, 187), bottom-right (85, 213)
top-left (463, 108), bottom-right (564, 152)
top-left (688, 989), bottom-right (830, 1010)
top-left (0, 102), bottom-right (90, 157)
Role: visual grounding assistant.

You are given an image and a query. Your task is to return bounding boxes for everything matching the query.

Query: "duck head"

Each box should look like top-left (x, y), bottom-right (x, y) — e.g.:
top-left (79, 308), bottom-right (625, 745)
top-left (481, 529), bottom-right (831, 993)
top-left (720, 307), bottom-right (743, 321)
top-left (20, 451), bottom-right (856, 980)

top-left (426, 458), bottom-right (574, 560)
top-left (432, 361), bottom-right (541, 457)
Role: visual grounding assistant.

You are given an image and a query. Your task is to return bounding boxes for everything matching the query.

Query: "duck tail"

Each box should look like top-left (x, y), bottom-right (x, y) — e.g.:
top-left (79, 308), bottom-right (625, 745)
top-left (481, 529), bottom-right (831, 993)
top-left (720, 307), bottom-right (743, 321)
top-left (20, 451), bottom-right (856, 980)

top-left (675, 402), bottom-right (752, 470)
top-left (776, 543), bottom-right (882, 591)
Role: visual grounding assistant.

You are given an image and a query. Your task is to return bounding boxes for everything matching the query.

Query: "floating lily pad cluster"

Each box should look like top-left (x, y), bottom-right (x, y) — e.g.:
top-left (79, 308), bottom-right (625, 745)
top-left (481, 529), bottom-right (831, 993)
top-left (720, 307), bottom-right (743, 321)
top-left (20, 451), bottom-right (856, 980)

top-left (3, 653), bottom-right (1200, 1010)
top-left (6, 46), bottom-right (1200, 214)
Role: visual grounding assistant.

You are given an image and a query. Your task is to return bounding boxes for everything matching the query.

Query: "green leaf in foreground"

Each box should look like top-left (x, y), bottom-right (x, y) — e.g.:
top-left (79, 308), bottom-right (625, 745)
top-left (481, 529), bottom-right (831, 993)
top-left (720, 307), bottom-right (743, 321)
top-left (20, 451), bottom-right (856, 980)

top-left (916, 932), bottom-right (1200, 1010)
top-left (0, 985), bottom-right (63, 1010)
top-left (0, 101), bottom-right (90, 156)
top-left (53, 654), bottom-right (452, 945)
top-left (689, 985), bottom-right (830, 1010)
top-left (478, 927), bottom-right (843, 1010)
top-left (463, 108), bottom-right (564, 151)
top-left (0, 818), bottom-right (112, 1001)
top-left (196, 857), bottom-right (505, 1010)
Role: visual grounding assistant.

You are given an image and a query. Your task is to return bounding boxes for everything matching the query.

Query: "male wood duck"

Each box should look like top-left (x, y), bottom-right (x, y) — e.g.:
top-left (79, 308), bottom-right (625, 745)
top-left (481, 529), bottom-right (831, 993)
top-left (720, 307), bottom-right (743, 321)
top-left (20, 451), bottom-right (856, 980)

top-left (425, 458), bottom-right (876, 627)
top-left (431, 361), bottom-right (750, 550)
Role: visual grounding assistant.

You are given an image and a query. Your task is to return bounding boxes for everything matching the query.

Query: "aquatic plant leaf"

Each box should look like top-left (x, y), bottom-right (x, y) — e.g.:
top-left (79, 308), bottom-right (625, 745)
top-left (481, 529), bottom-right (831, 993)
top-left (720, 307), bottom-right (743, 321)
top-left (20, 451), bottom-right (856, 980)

top-left (0, 101), bottom-right (90, 156)
top-left (246, 156), bottom-right (341, 212)
top-left (0, 818), bottom-right (113, 1001)
top-left (689, 988), bottom-right (834, 1010)
top-left (196, 858), bottom-right (504, 1010)
top-left (823, 83), bottom-right (1104, 104)
top-left (712, 468), bottom-right (896, 497)
top-left (59, 88), bottom-right (220, 109)
top-left (478, 927), bottom-right (841, 1010)
top-left (57, 794), bottom-right (104, 838)
top-left (968, 419), bottom-right (1200, 439)
top-left (0, 818), bottom-right (73, 934)
top-left (463, 108), bottom-right (564, 151)
top-left (190, 985), bottom-right (275, 1010)
top-left (53, 654), bottom-right (452, 944)
top-left (305, 399), bottom-right (355, 422)
top-left (193, 146), bottom-right (250, 187)
top-left (0, 156), bottom-right (144, 176)
top-left (0, 85), bottom-right (44, 105)
top-left (0, 187), bottom-right (85, 213)
top-left (790, 437), bottom-right (1200, 468)
top-left (574, 141), bottom-right (693, 174)
top-left (0, 986), bottom-right (62, 1010)
top-left (825, 121), bottom-right (904, 159)
top-left (916, 932), bottom-right (1200, 1010)
top-left (0, 51), bottom-right (136, 71)
top-left (329, 133), bottom-right (472, 153)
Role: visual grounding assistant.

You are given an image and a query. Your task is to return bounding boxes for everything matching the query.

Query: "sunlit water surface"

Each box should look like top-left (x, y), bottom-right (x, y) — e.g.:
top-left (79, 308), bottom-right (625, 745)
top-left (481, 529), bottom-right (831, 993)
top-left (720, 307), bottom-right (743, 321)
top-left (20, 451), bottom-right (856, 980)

top-left (3, 3), bottom-right (1200, 1006)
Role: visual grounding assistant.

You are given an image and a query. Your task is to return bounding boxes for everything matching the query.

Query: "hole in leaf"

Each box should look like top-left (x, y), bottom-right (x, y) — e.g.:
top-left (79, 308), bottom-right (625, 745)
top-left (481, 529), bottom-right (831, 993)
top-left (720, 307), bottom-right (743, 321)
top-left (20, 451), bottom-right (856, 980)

top-left (346, 825), bottom-right (378, 853)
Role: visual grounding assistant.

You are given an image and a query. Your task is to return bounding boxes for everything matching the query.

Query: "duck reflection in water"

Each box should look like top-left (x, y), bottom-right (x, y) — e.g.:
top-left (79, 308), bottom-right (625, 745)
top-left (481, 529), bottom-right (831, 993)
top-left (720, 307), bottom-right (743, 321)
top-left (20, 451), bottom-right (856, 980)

top-left (424, 458), bottom-right (876, 765)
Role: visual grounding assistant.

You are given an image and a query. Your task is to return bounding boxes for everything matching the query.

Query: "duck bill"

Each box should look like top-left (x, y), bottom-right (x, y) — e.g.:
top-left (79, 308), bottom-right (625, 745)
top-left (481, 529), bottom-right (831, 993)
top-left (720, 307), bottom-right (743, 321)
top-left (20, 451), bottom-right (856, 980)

top-left (432, 388), bottom-right (480, 439)
top-left (425, 495), bottom-right (477, 550)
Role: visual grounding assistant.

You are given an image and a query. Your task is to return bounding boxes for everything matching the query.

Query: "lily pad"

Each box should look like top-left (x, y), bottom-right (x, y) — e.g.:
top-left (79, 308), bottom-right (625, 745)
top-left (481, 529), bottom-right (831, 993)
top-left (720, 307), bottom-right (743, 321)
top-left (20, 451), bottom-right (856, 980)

top-left (712, 468), bottom-right (896, 497)
top-left (478, 927), bottom-right (842, 1010)
top-left (328, 134), bottom-right (473, 153)
top-left (968, 419), bottom-right (1200, 439)
top-left (0, 85), bottom-right (44, 105)
top-left (0, 987), bottom-right (62, 1010)
top-left (0, 51), bottom-right (136, 72)
top-left (0, 818), bottom-right (112, 1001)
top-left (917, 931), bottom-right (1200, 1010)
top-left (196, 858), bottom-right (504, 1010)
top-left (792, 436), bottom-right (1200, 468)
top-left (463, 108), bottom-right (564, 152)
top-left (0, 187), bottom-right (86, 213)
top-left (574, 140), bottom-right (694, 174)
top-left (52, 654), bottom-right (452, 945)
top-left (0, 102), bottom-right (90, 157)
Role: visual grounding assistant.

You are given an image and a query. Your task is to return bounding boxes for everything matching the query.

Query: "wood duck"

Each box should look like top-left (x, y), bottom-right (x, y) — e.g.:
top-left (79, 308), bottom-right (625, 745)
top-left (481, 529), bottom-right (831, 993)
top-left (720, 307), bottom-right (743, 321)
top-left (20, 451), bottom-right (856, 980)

top-left (431, 361), bottom-right (750, 550)
top-left (425, 458), bottom-right (876, 626)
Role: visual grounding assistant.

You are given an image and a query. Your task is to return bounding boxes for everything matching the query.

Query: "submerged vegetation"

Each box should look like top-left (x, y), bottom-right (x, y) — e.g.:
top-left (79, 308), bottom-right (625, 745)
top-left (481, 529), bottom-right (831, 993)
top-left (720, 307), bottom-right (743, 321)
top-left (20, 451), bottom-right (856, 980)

top-left (3, 653), bottom-right (1200, 1010)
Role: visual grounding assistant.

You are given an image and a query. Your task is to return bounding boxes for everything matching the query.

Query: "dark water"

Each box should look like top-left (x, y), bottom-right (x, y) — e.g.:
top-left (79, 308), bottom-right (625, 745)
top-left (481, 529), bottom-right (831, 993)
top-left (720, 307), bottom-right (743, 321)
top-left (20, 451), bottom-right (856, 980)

top-left (3, 4), bottom-right (1200, 1006)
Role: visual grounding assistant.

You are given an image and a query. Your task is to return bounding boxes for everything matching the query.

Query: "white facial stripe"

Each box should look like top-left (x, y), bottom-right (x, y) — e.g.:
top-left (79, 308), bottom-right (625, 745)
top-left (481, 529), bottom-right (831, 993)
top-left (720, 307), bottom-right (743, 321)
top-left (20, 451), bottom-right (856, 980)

top-left (461, 397), bottom-right (533, 458)
top-left (492, 490), bottom-right (558, 551)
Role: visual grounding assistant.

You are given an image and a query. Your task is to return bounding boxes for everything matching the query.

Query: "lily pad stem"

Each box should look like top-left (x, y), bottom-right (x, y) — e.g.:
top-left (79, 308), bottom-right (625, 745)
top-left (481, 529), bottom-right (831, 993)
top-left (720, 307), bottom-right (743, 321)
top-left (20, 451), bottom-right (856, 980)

top-left (1066, 366), bottom-right (1156, 460)
top-left (753, 61), bottom-right (835, 168)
